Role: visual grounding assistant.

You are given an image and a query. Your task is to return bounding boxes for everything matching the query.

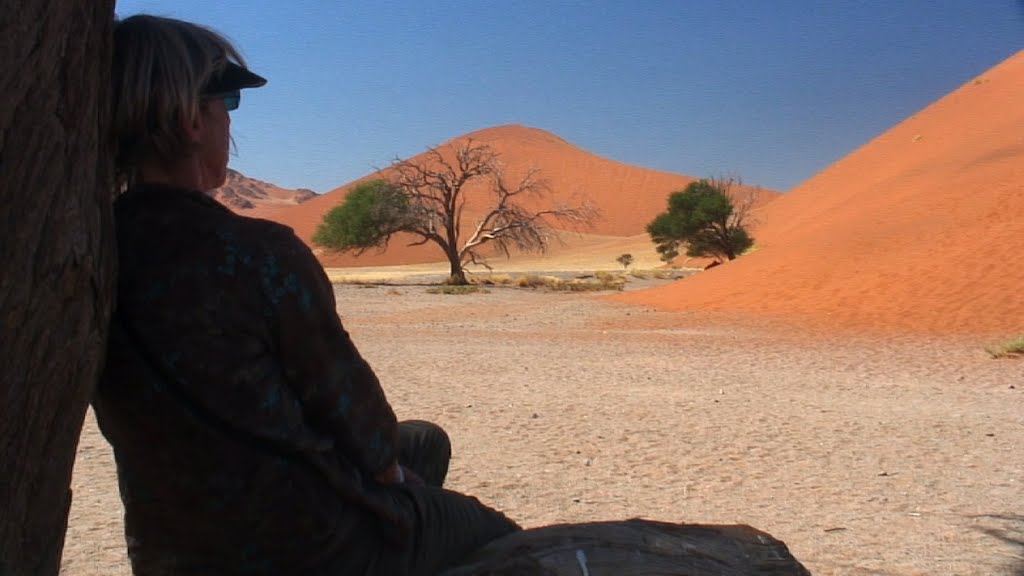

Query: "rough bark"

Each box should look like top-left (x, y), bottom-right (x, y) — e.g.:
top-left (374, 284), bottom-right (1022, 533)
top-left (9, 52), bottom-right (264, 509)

top-left (0, 1), bottom-right (117, 575)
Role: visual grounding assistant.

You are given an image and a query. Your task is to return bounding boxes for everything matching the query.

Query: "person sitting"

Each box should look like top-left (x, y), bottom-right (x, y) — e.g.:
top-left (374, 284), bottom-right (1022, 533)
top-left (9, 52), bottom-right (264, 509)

top-left (94, 14), bottom-right (519, 576)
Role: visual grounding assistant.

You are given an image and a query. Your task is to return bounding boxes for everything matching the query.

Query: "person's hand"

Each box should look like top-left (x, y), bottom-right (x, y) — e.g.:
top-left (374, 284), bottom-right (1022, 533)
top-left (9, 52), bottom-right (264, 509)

top-left (373, 462), bottom-right (425, 486)
top-left (400, 465), bottom-right (424, 486)
top-left (374, 462), bottom-right (404, 485)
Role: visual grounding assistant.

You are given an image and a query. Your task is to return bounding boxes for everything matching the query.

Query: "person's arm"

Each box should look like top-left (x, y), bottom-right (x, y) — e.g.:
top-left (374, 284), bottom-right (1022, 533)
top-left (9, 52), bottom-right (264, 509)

top-left (261, 226), bottom-right (400, 480)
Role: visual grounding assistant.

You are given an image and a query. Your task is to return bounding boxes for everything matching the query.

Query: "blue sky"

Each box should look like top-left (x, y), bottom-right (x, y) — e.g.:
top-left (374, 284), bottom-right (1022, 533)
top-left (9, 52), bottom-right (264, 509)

top-left (115, 1), bottom-right (1022, 193)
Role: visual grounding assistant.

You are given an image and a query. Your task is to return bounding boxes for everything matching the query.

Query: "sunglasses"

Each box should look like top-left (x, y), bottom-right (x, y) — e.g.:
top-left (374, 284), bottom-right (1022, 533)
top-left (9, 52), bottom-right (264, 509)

top-left (203, 89), bottom-right (241, 111)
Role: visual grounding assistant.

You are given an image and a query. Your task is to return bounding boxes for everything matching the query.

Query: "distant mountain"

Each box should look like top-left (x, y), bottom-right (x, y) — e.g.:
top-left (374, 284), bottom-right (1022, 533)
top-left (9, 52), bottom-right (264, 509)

top-left (211, 169), bottom-right (316, 211)
top-left (254, 125), bottom-right (780, 268)
top-left (621, 50), bottom-right (1024, 335)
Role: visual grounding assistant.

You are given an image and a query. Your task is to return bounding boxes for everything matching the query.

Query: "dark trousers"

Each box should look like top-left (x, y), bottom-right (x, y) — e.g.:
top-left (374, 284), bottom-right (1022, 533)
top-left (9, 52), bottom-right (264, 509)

top-left (334, 420), bottom-right (520, 576)
top-left (396, 419), bottom-right (453, 488)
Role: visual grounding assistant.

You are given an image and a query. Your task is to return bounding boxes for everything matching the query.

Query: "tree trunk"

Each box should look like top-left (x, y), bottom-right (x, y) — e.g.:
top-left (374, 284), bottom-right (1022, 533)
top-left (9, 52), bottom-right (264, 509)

top-left (0, 2), bottom-right (117, 575)
top-left (446, 252), bottom-right (469, 285)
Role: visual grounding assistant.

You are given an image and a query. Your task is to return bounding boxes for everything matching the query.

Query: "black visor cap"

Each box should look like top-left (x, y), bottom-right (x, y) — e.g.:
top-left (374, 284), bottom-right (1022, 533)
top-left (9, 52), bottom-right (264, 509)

top-left (203, 61), bottom-right (267, 94)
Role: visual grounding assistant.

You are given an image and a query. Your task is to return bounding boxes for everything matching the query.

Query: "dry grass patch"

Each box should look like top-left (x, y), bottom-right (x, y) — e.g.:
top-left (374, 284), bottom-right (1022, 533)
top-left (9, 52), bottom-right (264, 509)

top-left (515, 275), bottom-right (548, 288)
top-left (614, 268), bottom-right (680, 280)
top-left (329, 266), bottom-right (680, 294)
top-left (425, 285), bottom-right (489, 295)
top-left (985, 335), bottom-right (1024, 359)
top-left (469, 272), bottom-right (627, 292)
top-left (548, 273), bottom-right (626, 292)
top-left (331, 278), bottom-right (378, 286)
top-left (475, 274), bottom-right (513, 286)
top-left (564, 277), bottom-right (625, 291)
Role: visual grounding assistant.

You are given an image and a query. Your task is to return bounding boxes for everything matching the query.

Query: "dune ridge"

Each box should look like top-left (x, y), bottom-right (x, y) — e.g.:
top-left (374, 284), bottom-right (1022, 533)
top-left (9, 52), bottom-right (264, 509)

top-left (619, 50), bottom-right (1024, 336)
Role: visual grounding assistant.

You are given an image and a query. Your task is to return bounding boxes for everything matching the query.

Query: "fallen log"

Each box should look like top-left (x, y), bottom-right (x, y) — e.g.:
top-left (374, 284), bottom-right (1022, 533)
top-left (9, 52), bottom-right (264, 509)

top-left (441, 519), bottom-right (810, 576)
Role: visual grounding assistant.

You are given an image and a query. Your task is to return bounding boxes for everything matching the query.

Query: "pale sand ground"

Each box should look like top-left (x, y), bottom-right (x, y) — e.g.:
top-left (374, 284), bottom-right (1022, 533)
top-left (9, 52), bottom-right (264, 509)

top-left (63, 277), bottom-right (1024, 575)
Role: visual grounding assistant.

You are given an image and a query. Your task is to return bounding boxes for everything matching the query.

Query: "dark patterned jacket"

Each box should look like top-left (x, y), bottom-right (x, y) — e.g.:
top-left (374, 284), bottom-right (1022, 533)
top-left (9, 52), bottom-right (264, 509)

top-left (94, 184), bottom-right (405, 575)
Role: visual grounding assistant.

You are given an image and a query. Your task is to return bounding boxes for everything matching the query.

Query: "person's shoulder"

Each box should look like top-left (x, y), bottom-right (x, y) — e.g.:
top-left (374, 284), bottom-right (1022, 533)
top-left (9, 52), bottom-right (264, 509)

top-left (224, 213), bottom-right (321, 267)
top-left (116, 184), bottom-right (232, 219)
top-left (230, 213), bottom-right (302, 247)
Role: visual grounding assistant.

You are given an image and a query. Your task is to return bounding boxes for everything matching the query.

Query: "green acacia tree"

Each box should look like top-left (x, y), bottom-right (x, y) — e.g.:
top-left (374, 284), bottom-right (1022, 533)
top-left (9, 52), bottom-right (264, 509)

top-left (647, 178), bottom-right (755, 262)
top-left (313, 180), bottom-right (412, 250)
top-left (315, 140), bottom-right (597, 285)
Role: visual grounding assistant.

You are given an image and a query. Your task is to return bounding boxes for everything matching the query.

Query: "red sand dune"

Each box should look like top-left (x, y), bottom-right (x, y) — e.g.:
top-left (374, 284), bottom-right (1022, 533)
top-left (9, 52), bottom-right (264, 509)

top-left (620, 51), bottom-right (1024, 336)
top-left (253, 125), bottom-right (778, 267)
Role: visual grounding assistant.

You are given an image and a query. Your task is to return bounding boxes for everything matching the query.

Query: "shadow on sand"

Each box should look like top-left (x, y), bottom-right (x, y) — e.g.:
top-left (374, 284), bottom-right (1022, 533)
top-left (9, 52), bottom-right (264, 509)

top-left (973, 514), bottom-right (1024, 576)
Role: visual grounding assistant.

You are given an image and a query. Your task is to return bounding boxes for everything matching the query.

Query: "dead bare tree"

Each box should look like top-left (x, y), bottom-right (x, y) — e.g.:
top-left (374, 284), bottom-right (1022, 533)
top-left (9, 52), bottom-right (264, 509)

top-left (387, 140), bottom-right (598, 284)
top-left (0, 1), bottom-right (117, 574)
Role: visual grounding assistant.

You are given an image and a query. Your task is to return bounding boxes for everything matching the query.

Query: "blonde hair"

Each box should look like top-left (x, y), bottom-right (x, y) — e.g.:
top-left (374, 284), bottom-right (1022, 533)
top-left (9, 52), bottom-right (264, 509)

top-left (112, 15), bottom-right (247, 188)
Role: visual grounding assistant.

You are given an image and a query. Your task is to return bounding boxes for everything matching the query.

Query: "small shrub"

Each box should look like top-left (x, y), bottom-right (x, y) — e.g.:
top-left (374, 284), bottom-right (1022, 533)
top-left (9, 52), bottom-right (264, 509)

top-left (616, 253), bottom-right (634, 269)
top-left (986, 336), bottom-right (1024, 359)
